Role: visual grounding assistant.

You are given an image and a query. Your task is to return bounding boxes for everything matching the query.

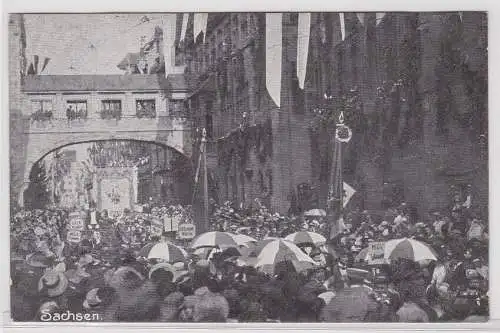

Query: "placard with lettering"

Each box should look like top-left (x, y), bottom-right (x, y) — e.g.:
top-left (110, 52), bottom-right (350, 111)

top-left (68, 212), bottom-right (85, 231)
top-left (368, 242), bottom-right (386, 264)
top-left (177, 223), bottom-right (196, 240)
top-left (67, 230), bottom-right (82, 243)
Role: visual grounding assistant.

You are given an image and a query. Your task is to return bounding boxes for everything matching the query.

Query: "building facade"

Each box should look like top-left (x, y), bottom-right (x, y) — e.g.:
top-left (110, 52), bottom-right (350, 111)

top-left (179, 12), bottom-right (487, 219)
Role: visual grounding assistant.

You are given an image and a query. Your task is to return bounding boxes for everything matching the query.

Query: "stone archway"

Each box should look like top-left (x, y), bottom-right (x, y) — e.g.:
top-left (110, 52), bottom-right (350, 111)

top-left (18, 139), bottom-right (193, 208)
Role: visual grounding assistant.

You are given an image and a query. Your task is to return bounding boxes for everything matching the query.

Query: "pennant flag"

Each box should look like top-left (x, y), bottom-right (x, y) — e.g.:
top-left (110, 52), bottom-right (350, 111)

top-left (184, 13), bottom-right (195, 45)
top-left (162, 14), bottom-right (177, 75)
top-left (344, 13), bottom-right (363, 37)
top-left (297, 13), bottom-right (311, 90)
top-left (27, 63), bottom-right (35, 75)
top-left (41, 57), bottom-right (51, 73)
top-left (320, 14), bottom-right (327, 44)
top-left (356, 13), bottom-right (365, 26)
top-left (343, 182), bottom-right (356, 208)
top-left (180, 13), bottom-right (189, 41)
top-left (376, 13), bottom-right (386, 26)
top-left (194, 13), bottom-right (209, 42)
top-left (266, 13), bottom-right (282, 108)
top-left (458, 12), bottom-right (463, 22)
top-left (339, 13), bottom-right (346, 41)
top-left (33, 55), bottom-right (39, 74)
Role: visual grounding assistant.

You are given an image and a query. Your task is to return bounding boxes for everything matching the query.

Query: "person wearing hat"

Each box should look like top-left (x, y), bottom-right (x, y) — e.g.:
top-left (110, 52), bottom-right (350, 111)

top-left (320, 267), bottom-right (396, 322)
top-left (38, 269), bottom-right (69, 298)
top-left (83, 287), bottom-right (116, 314)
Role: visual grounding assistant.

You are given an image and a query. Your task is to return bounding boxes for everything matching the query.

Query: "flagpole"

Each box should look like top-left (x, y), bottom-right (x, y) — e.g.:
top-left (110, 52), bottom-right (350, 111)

top-left (201, 128), bottom-right (209, 234)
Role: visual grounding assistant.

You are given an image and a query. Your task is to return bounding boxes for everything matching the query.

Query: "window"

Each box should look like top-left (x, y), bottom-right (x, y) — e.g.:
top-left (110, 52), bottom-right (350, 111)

top-left (66, 100), bottom-right (87, 120)
top-left (136, 99), bottom-right (156, 118)
top-left (30, 100), bottom-right (53, 121)
top-left (169, 100), bottom-right (185, 116)
top-left (101, 100), bottom-right (122, 120)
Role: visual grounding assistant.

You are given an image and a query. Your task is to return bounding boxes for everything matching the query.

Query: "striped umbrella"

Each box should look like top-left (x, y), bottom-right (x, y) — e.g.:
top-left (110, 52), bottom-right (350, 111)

top-left (231, 233), bottom-right (258, 245)
top-left (189, 231), bottom-right (239, 249)
top-left (356, 238), bottom-right (438, 263)
top-left (285, 231), bottom-right (327, 246)
top-left (252, 239), bottom-right (317, 274)
top-left (138, 242), bottom-right (188, 263)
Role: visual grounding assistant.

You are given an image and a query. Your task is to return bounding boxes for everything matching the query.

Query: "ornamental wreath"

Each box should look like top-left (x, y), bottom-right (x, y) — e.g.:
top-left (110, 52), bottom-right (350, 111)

top-left (335, 124), bottom-right (352, 143)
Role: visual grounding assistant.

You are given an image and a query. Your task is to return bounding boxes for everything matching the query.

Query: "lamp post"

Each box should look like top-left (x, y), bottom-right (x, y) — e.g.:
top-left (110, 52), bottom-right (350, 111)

top-left (201, 128), bottom-right (209, 233)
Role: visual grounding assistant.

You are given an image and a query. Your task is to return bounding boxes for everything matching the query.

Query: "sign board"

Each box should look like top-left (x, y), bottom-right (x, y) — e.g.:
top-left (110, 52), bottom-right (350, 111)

top-left (150, 217), bottom-right (164, 237)
top-left (368, 242), bottom-right (386, 264)
top-left (69, 212), bottom-right (85, 231)
top-left (164, 215), bottom-right (181, 232)
top-left (177, 223), bottom-right (196, 240)
top-left (468, 224), bottom-right (483, 240)
top-left (67, 230), bottom-right (82, 243)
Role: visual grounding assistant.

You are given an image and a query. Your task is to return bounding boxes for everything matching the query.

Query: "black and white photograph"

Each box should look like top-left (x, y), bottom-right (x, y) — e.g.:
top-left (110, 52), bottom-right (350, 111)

top-left (7, 11), bottom-right (489, 323)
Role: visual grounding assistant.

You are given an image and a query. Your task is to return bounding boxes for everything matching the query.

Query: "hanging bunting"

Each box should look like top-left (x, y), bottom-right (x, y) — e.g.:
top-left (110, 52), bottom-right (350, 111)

top-left (356, 13), bottom-right (365, 26)
top-left (180, 13), bottom-right (189, 42)
top-left (297, 13), bottom-right (311, 90)
top-left (376, 13), bottom-right (386, 26)
top-left (162, 13), bottom-right (177, 75)
top-left (266, 13), bottom-right (282, 108)
top-left (339, 13), bottom-right (346, 41)
top-left (319, 14), bottom-right (327, 44)
top-left (201, 13), bottom-right (208, 42)
top-left (40, 57), bottom-right (51, 73)
top-left (33, 55), bottom-right (39, 74)
top-left (194, 13), bottom-right (209, 43)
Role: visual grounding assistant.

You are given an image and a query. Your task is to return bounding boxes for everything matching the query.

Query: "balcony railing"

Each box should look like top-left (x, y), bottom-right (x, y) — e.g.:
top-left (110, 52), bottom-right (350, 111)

top-left (26, 115), bottom-right (191, 133)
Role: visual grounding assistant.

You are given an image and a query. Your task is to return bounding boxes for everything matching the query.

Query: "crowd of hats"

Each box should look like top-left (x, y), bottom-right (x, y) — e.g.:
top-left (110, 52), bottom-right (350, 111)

top-left (9, 199), bottom-right (488, 323)
top-left (209, 201), bottom-right (329, 240)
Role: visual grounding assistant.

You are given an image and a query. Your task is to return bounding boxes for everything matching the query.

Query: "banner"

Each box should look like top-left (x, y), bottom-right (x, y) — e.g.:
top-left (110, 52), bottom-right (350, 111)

top-left (68, 212), bottom-right (85, 231)
top-left (164, 215), bottom-right (181, 232)
top-left (297, 13), bottom-right (311, 90)
top-left (194, 13), bottom-right (208, 42)
top-left (339, 13), bottom-right (346, 41)
top-left (368, 242), bottom-right (386, 264)
top-left (266, 13), bottom-right (282, 108)
top-left (343, 182), bottom-right (356, 208)
top-left (67, 230), bottom-right (82, 243)
top-left (178, 223), bottom-right (196, 239)
top-left (376, 13), bottom-right (386, 26)
top-left (180, 13), bottom-right (189, 42)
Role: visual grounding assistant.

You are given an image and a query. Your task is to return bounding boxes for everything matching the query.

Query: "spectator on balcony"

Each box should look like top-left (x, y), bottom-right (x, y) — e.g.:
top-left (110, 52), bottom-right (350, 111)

top-left (66, 105), bottom-right (75, 123)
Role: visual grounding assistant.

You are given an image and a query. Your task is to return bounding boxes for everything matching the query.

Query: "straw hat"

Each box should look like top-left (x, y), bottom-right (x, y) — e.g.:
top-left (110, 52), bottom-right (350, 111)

top-left (149, 262), bottom-right (189, 283)
top-left (107, 266), bottom-right (144, 290)
top-left (83, 288), bottom-right (102, 309)
top-left (38, 270), bottom-right (69, 297)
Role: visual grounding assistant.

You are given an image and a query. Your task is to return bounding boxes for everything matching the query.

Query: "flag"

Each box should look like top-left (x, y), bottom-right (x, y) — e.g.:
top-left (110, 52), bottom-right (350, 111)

top-left (297, 13), bottom-right (311, 90)
top-left (180, 13), bottom-right (189, 42)
top-left (27, 63), bottom-right (35, 75)
top-left (339, 13), bottom-right (346, 41)
top-left (162, 13), bottom-right (177, 75)
top-left (356, 13), bottom-right (365, 26)
top-left (266, 13), bottom-right (282, 108)
top-left (194, 13), bottom-right (208, 42)
top-left (376, 13), bottom-right (386, 26)
top-left (33, 55), bottom-right (39, 74)
top-left (343, 182), bottom-right (356, 208)
top-left (344, 13), bottom-right (363, 38)
top-left (185, 13), bottom-right (195, 46)
top-left (41, 57), bottom-right (50, 73)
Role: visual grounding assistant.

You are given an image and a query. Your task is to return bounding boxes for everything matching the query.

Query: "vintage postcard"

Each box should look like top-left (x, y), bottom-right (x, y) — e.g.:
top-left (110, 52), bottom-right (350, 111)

top-left (7, 12), bottom-right (488, 324)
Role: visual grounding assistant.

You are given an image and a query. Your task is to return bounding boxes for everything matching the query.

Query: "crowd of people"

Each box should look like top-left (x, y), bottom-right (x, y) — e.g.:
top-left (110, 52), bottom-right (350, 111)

top-left (10, 198), bottom-right (489, 323)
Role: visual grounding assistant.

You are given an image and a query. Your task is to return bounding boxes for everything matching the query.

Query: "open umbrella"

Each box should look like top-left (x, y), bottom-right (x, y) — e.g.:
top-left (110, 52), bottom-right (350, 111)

top-left (356, 238), bottom-right (438, 263)
top-left (304, 209), bottom-right (326, 217)
top-left (231, 233), bottom-right (258, 245)
top-left (189, 231), bottom-right (239, 249)
top-left (251, 239), bottom-right (317, 274)
top-left (138, 241), bottom-right (187, 263)
top-left (285, 231), bottom-right (327, 246)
